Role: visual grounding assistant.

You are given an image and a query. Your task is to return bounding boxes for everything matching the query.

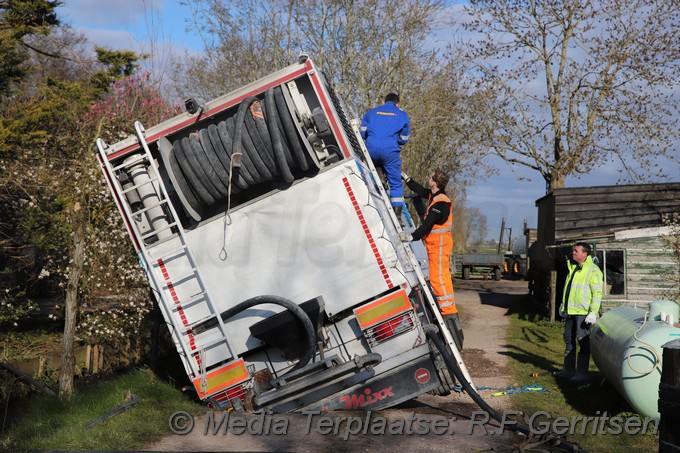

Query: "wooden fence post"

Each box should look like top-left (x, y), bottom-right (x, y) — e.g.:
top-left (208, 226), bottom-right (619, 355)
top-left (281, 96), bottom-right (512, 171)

top-left (549, 271), bottom-right (557, 323)
top-left (659, 338), bottom-right (680, 452)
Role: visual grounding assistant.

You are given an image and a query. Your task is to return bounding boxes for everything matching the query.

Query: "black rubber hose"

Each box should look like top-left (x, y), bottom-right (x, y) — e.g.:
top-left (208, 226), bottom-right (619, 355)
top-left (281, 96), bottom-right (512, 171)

top-left (199, 127), bottom-right (231, 193)
top-left (226, 116), bottom-right (257, 186)
top-left (239, 112), bottom-right (270, 181)
top-left (271, 97), bottom-right (295, 168)
top-left (193, 295), bottom-right (316, 373)
top-left (243, 112), bottom-right (274, 180)
top-left (216, 120), bottom-right (249, 190)
top-left (274, 86), bottom-right (309, 171)
top-left (168, 145), bottom-right (203, 214)
top-left (424, 325), bottom-right (584, 451)
top-left (169, 88), bottom-right (319, 210)
top-left (174, 137), bottom-right (215, 205)
top-left (206, 124), bottom-right (241, 193)
top-left (251, 99), bottom-right (274, 155)
top-left (265, 88), bottom-right (294, 182)
top-left (232, 97), bottom-right (263, 184)
top-left (189, 134), bottom-right (228, 199)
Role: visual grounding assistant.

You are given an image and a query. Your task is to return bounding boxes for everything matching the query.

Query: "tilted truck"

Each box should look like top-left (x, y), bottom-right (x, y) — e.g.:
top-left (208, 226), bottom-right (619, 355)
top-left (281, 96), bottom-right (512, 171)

top-left (95, 55), bottom-right (472, 413)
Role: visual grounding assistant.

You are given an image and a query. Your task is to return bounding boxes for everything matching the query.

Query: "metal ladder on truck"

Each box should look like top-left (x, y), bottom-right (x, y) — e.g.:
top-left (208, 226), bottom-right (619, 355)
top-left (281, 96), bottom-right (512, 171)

top-left (348, 119), bottom-right (474, 389)
top-left (95, 121), bottom-right (237, 387)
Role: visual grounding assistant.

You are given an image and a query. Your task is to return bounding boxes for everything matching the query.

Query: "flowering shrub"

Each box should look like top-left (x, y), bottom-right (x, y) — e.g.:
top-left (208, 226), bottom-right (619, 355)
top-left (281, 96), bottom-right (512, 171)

top-left (2, 72), bottom-right (179, 343)
top-left (0, 287), bottom-right (38, 328)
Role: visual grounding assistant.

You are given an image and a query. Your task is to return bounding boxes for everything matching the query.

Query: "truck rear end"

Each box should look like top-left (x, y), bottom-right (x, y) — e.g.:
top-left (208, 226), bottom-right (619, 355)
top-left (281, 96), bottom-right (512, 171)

top-left (95, 55), bottom-right (470, 413)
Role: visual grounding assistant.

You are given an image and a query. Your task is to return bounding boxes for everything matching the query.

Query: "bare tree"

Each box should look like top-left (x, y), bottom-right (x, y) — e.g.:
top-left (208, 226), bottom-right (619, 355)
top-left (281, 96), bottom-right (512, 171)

top-left (403, 49), bottom-right (498, 187)
top-left (172, 0), bottom-right (301, 101)
top-left (463, 0), bottom-right (680, 191)
top-left (173, 0), bottom-right (496, 187)
top-left (466, 207), bottom-right (488, 247)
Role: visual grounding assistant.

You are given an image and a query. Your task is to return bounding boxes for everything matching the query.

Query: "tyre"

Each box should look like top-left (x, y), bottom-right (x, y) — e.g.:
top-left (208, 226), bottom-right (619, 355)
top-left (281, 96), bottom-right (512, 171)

top-left (493, 267), bottom-right (501, 281)
top-left (513, 260), bottom-right (521, 275)
top-left (462, 266), bottom-right (470, 280)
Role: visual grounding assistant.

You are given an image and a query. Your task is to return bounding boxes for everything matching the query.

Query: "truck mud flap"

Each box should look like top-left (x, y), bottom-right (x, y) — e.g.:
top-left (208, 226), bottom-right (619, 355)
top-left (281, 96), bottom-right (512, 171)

top-left (255, 353), bottom-right (382, 410)
top-left (299, 356), bottom-right (441, 412)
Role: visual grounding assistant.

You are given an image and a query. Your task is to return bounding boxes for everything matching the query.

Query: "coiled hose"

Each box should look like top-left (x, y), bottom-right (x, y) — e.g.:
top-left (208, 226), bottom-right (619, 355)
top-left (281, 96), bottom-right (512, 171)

top-left (193, 295), bottom-right (316, 374)
top-left (170, 86), bottom-right (311, 209)
top-left (424, 325), bottom-right (584, 451)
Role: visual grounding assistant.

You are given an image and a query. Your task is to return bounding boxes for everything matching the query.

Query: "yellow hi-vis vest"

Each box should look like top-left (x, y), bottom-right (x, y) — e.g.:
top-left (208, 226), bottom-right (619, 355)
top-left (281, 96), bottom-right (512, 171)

top-left (560, 255), bottom-right (603, 316)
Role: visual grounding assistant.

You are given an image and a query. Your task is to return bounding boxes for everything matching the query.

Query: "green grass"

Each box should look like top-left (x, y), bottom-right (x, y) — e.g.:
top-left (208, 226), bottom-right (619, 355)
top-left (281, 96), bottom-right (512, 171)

top-left (1, 367), bottom-right (204, 452)
top-left (504, 298), bottom-right (658, 452)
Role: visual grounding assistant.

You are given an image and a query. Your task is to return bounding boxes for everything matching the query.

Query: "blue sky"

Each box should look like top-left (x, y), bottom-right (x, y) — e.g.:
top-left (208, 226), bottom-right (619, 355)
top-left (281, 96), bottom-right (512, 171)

top-left (57, 1), bottom-right (201, 54)
top-left (56, 1), bottom-right (679, 243)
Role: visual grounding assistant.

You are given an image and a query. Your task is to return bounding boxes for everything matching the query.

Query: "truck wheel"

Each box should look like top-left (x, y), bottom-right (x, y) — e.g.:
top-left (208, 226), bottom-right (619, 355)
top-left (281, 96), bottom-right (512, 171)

top-left (431, 366), bottom-right (455, 396)
top-left (428, 350), bottom-right (455, 397)
top-left (493, 267), bottom-right (501, 281)
top-left (462, 266), bottom-right (470, 280)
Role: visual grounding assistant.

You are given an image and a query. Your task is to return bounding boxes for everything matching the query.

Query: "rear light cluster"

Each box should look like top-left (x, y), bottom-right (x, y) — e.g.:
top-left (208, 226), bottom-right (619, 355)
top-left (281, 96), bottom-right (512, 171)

top-left (354, 289), bottom-right (416, 346)
top-left (364, 311), bottom-right (416, 346)
top-left (209, 383), bottom-right (248, 409)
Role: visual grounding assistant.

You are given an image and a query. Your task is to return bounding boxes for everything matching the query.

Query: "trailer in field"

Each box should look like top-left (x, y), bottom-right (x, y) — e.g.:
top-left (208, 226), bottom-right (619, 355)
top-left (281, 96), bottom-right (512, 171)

top-left (453, 254), bottom-right (504, 281)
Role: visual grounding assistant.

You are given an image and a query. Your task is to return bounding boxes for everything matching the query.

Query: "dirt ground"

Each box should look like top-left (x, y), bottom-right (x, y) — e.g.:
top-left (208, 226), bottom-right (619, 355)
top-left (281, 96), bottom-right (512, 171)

top-left (145, 277), bottom-right (532, 452)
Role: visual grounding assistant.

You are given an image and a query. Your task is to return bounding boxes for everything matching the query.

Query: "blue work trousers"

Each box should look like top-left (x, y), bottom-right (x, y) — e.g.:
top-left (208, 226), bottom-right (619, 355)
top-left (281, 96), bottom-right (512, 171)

top-left (369, 148), bottom-right (403, 207)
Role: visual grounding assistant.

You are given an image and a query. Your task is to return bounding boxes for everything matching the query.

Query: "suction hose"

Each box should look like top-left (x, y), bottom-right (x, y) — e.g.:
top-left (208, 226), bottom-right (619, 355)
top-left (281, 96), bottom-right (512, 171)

top-left (193, 295), bottom-right (316, 373)
top-left (424, 325), bottom-right (584, 451)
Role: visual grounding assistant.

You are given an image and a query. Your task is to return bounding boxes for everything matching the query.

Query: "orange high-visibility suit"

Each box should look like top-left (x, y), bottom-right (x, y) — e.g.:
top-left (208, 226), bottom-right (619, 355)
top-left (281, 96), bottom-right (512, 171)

top-left (405, 181), bottom-right (456, 315)
top-left (422, 194), bottom-right (456, 314)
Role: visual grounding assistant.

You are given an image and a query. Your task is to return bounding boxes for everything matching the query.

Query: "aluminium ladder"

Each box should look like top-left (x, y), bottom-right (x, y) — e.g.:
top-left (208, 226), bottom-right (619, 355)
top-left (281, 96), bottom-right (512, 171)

top-left (95, 121), bottom-right (237, 380)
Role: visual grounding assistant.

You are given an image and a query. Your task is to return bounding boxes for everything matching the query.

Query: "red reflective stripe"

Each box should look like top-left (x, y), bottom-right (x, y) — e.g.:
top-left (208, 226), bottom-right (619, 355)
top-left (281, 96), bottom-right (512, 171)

top-left (157, 259), bottom-right (201, 369)
top-left (343, 177), bottom-right (393, 288)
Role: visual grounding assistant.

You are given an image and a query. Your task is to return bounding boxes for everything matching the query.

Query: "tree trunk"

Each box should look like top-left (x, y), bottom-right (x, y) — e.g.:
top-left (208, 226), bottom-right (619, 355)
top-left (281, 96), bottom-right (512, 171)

top-left (549, 172), bottom-right (565, 191)
top-left (59, 202), bottom-right (87, 401)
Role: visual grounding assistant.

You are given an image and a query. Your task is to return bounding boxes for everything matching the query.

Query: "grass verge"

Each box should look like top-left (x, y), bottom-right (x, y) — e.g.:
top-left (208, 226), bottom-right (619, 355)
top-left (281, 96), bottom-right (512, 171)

top-left (1, 367), bottom-right (203, 452)
top-left (504, 296), bottom-right (659, 452)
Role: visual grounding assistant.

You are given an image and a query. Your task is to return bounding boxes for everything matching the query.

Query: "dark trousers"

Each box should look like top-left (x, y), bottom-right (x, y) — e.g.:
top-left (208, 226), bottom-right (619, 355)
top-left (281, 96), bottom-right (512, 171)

top-left (563, 315), bottom-right (590, 370)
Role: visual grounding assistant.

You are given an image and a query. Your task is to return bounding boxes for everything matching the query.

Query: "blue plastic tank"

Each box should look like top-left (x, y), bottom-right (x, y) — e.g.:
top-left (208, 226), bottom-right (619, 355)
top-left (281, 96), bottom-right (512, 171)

top-left (590, 303), bottom-right (680, 420)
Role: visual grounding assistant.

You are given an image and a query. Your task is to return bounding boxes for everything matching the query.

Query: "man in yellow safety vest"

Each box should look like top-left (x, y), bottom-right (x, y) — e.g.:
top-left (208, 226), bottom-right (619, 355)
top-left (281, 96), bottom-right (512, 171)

top-left (554, 242), bottom-right (603, 383)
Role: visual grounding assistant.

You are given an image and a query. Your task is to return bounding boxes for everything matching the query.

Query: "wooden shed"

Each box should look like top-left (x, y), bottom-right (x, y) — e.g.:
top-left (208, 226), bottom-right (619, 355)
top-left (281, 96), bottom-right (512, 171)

top-left (529, 182), bottom-right (680, 311)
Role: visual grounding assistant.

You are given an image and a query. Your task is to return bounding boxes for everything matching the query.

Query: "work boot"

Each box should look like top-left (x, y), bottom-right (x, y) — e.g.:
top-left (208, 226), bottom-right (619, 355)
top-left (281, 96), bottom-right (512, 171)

top-left (553, 351), bottom-right (575, 379)
top-left (393, 205), bottom-right (404, 227)
top-left (569, 354), bottom-right (590, 383)
top-left (443, 314), bottom-right (464, 351)
top-left (553, 369), bottom-right (575, 379)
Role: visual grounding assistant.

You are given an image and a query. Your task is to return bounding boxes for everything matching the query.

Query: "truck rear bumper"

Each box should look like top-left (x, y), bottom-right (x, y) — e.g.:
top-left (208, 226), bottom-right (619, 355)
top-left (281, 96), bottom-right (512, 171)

top-left (284, 355), bottom-right (441, 413)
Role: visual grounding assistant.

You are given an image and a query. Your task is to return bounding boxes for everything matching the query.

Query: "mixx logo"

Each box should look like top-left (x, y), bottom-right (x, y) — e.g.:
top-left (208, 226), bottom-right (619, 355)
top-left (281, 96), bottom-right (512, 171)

top-left (339, 386), bottom-right (394, 410)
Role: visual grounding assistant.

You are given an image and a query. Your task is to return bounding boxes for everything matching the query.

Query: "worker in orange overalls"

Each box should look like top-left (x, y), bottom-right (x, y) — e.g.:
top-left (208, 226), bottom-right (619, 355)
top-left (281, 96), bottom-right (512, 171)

top-left (399, 169), bottom-right (463, 350)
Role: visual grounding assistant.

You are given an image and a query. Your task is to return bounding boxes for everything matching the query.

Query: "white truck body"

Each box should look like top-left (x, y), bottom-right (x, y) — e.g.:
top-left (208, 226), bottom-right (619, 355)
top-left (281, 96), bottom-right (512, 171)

top-left (96, 56), bottom-right (471, 413)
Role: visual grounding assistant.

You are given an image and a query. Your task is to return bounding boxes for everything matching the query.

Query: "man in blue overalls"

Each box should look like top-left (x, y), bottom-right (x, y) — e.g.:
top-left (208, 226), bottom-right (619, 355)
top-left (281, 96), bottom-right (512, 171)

top-left (360, 93), bottom-right (411, 218)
